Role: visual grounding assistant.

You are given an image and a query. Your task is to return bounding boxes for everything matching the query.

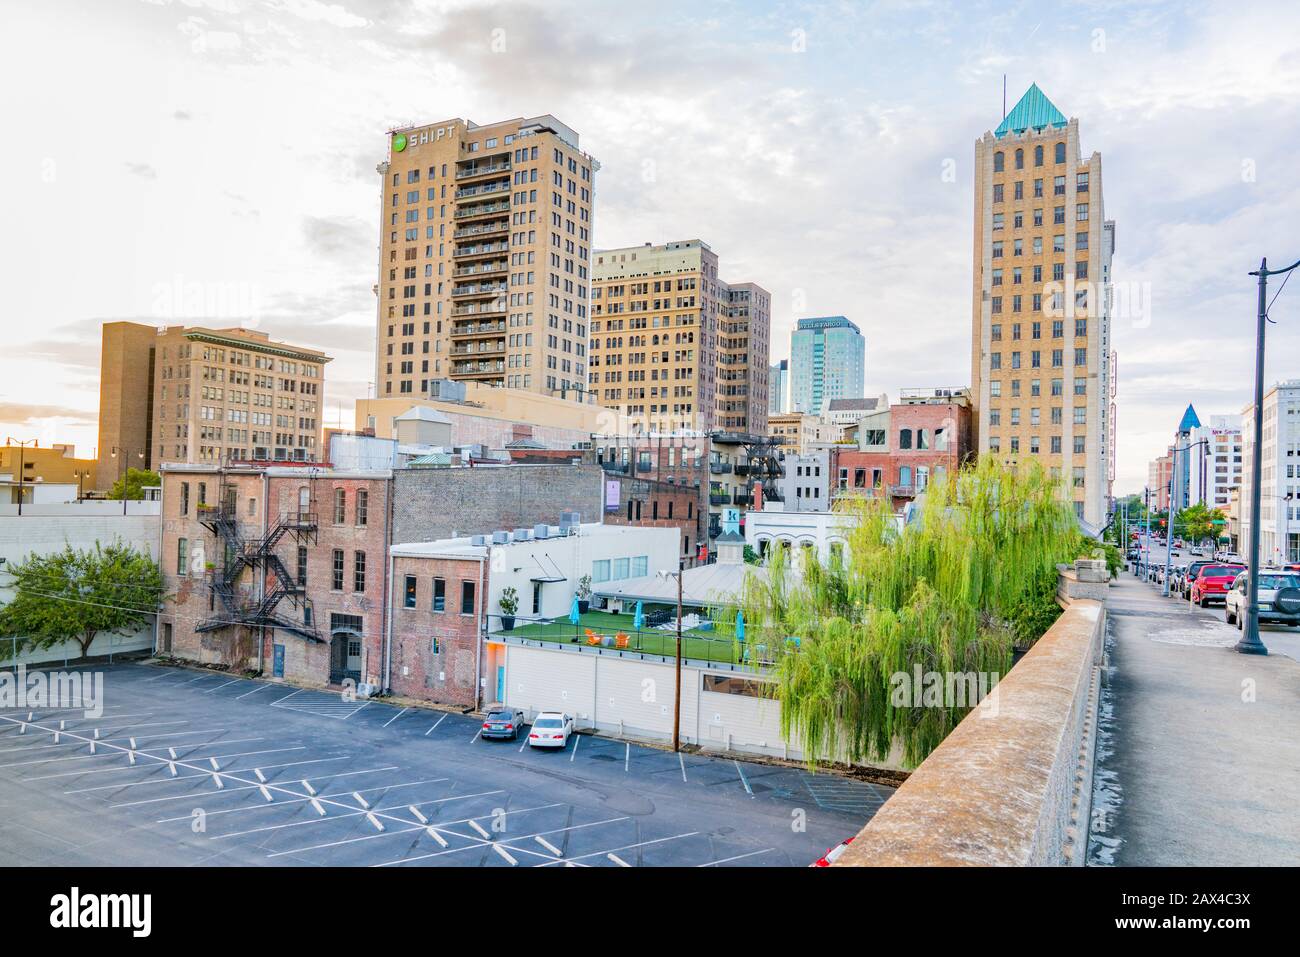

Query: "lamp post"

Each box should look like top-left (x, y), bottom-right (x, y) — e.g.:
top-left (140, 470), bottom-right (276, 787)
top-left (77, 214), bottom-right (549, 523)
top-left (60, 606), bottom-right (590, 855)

top-left (657, 564), bottom-right (685, 752)
top-left (5, 438), bottom-right (37, 516)
top-left (1238, 256), bottom-right (1300, 655)
top-left (1163, 439), bottom-right (1209, 596)
top-left (110, 446), bottom-right (146, 515)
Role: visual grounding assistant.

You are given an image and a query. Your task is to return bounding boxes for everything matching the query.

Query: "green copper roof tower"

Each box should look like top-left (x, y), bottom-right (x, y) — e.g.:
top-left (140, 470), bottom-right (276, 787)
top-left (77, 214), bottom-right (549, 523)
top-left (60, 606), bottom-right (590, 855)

top-left (994, 83), bottom-right (1068, 138)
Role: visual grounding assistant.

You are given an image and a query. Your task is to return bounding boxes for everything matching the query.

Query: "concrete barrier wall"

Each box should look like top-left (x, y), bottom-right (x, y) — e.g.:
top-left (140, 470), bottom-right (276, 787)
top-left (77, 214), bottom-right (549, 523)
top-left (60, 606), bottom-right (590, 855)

top-left (835, 591), bottom-right (1107, 866)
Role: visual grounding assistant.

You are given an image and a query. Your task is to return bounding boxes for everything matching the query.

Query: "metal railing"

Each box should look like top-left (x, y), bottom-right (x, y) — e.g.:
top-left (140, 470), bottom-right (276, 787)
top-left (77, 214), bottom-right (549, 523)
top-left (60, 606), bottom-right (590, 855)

top-left (488, 613), bottom-right (746, 665)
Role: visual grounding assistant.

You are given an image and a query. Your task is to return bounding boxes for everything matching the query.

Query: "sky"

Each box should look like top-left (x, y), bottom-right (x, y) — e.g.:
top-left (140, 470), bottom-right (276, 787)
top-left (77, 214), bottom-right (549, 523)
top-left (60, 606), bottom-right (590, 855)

top-left (2, 0), bottom-right (1299, 494)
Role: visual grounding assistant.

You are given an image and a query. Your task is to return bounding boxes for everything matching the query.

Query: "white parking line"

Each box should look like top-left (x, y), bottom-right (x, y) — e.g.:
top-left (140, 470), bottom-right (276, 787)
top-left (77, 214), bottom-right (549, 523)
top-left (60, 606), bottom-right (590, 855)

top-left (535, 835), bottom-right (563, 857)
top-left (536, 832), bottom-right (699, 867)
top-left (492, 844), bottom-right (517, 865)
top-left (424, 713), bottom-right (448, 736)
top-left (381, 707), bottom-right (408, 729)
top-left (679, 752), bottom-right (687, 782)
top-left (236, 684), bottom-right (274, 700)
top-left (203, 679), bottom-right (242, 694)
top-left (570, 734), bottom-right (581, 762)
top-left (110, 766), bottom-right (401, 809)
top-left (697, 848), bottom-right (775, 866)
top-left (734, 760), bottom-right (753, 797)
top-left (25, 746), bottom-right (306, 781)
top-left (155, 778), bottom-right (455, 823)
top-left (373, 814), bottom-right (629, 868)
top-left (271, 689), bottom-right (303, 705)
top-left (607, 853), bottom-right (631, 867)
top-left (66, 755), bottom-right (352, 794)
top-left (470, 729), bottom-right (482, 744)
top-left (625, 742), bottom-right (630, 772)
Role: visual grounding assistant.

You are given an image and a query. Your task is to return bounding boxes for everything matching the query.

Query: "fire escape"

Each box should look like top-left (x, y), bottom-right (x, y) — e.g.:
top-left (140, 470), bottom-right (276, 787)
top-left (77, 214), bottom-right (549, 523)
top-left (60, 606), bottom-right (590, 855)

top-left (195, 492), bottom-right (322, 643)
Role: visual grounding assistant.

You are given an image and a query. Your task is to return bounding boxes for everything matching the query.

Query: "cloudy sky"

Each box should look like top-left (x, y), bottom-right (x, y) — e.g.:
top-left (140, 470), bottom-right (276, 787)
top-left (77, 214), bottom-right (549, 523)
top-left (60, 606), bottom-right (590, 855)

top-left (2, 0), bottom-right (1299, 493)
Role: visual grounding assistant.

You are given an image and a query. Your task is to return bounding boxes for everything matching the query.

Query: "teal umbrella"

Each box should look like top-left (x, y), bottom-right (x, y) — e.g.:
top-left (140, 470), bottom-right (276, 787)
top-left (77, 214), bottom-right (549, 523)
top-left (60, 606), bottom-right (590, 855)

top-left (735, 610), bottom-right (745, 641)
top-left (633, 600), bottom-right (644, 631)
top-left (569, 595), bottom-right (581, 625)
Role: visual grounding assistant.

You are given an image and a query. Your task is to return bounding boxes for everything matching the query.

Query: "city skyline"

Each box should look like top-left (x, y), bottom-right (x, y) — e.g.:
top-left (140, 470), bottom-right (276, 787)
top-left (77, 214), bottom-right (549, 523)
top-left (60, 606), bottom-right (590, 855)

top-left (3, 1), bottom-right (1300, 494)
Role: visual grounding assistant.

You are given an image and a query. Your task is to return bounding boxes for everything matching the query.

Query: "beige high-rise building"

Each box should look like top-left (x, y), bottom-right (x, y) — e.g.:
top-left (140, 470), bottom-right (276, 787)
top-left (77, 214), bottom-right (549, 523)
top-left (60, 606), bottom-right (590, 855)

top-left (590, 240), bottom-right (770, 434)
top-left (96, 322), bottom-right (330, 489)
top-left (374, 115), bottom-right (598, 402)
top-left (971, 83), bottom-right (1116, 526)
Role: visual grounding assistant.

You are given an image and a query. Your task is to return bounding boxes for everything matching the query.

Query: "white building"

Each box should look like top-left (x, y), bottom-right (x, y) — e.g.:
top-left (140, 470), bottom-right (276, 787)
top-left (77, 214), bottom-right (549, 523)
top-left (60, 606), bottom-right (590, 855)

top-left (1189, 414), bottom-right (1243, 512)
top-left (0, 501), bottom-right (161, 664)
top-left (776, 450), bottom-right (831, 512)
top-left (1240, 380), bottom-right (1300, 565)
top-left (745, 508), bottom-right (856, 566)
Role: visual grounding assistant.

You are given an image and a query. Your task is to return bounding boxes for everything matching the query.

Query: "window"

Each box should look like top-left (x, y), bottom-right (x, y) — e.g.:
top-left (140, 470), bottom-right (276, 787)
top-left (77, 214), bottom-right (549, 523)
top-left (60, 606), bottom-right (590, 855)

top-left (333, 488), bottom-right (346, 524)
top-left (613, 557), bottom-right (630, 580)
top-left (993, 151), bottom-right (1004, 172)
top-left (180, 482), bottom-right (190, 516)
top-left (461, 580), bottom-right (476, 615)
top-left (297, 545), bottom-right (308, 585)
top-left (899, 428), bottom-right (913, 450)
top-left (177, 537), bottom-right (188, 576)
top-left (432, 577), bottom-right (445, 612)
top-left (632, 555), bottom-right (649, 578)
top-left (1055, 141), bottom-right (1066, 164)
top-left (333, 549), bottom-right (345, 591)
top-left (404, 574), bottom-right (416, 608)
top-left (1034, 145), bottom-right (1044, 166)
top-left (353, 551), bottom-right (366, 592)
top-left (356, 489), bottom-right (368, 526)
top-left (592, 560), bottom-right (610, 583)
top-left (1074, 406), bottom-right (1087, 425)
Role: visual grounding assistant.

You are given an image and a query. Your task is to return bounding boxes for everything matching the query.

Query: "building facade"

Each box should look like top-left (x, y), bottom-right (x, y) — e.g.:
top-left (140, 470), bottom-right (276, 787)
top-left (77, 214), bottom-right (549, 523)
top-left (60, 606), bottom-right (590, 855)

top-left (157, 465), bottom-right (392, 689)
top-left (769, 359), bottom-right (789, 415)
top-left (1190, 413), bottom-right (1243, 512)
top-left (0, 442), bottom-right (96, 495)
top-left (589, 240), bottom-right (770, 434)
top-left (776, 450), bottom-right (832, 512)
top-left (97, 322), bottom-right (329, 489)
top-left (970, 83), bottom-right (1115, 525)
top-left (1148, 453), bottom-right (1173, 512)
top-left (789, 316), bottom-right (865, 414)
top-left (1240, 379), bottom-right (1300, 565)
top-left (375, 115), bottom-right (597, 400)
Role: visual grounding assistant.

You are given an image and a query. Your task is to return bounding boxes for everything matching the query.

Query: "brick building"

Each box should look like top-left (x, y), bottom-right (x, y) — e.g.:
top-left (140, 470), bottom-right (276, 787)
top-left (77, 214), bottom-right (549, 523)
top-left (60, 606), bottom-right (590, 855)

top-left (391, 461), bottom-right (603, 543)
top-left (833, 389), bottom-right (973, 511)
top-left (158, 464), bottom-right (392, 689)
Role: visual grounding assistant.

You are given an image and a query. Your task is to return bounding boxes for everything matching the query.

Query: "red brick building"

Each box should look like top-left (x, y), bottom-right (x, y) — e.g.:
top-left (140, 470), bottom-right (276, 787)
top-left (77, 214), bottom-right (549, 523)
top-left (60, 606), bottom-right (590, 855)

top-left (158, 465), bottom-right (393, 689)
top-left (387, 550), bottom-right (485, 708)
top-left (833, 389), bottom-right (973, 510)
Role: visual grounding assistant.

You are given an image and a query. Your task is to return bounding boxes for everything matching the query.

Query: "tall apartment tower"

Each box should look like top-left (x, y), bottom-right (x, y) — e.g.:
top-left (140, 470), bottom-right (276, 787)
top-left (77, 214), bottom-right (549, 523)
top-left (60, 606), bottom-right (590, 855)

top-left (374, 115), bottom-right (598, 402)
top-left (789, 316), bottom-right (865, 414)
top-left (769, 358), bottom-right (790, 415)
top-left (971, 83), bottom-right (1116, 525)
top-left (96, 321), bottom-right (330, 489)
top-left (590, 240), bottom-right (770, 434)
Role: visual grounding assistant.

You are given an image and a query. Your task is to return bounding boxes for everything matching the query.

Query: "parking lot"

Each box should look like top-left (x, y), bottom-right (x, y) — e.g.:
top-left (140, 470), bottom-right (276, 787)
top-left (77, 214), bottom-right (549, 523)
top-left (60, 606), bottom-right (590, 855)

top-left (0, 662), bottom-right (891, 867)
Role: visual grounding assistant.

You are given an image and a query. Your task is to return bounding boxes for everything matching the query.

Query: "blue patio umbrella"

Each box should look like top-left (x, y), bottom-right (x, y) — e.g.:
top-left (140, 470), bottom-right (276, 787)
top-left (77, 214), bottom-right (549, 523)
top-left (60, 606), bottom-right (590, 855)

top-left (735, 610), bottom-right (745, 641)
top-left (633, 600), bottom-right (644, 631)
top-left (569, 594), bottom-right (581, 625)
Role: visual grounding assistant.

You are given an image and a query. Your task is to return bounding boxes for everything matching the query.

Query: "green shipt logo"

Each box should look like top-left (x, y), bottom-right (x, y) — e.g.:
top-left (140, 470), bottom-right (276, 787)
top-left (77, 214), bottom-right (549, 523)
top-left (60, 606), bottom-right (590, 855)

top-left (393, 133), bottom-right (408, 152)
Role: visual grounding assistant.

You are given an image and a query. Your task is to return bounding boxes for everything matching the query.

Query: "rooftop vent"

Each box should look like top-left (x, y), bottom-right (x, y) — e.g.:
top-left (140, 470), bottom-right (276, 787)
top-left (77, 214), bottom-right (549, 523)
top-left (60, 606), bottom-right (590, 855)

top-left (533, 523), bottom-right (550, 539)
top-left (491, 530), bottom-right (511, 545)
top-left (470, 534), bottom-right (488, 547)
top-left (513, 528), bottom-right (533, 541)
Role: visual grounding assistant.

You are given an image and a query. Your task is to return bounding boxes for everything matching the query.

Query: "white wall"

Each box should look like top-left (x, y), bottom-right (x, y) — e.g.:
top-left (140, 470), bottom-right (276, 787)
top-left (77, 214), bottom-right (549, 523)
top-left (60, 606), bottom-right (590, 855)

top-left (0, 508), bottom-right (160, 666)
top-left (499, 640), bottom-right (903, 768)
top-left (486, 525), bottom-right (679, 622)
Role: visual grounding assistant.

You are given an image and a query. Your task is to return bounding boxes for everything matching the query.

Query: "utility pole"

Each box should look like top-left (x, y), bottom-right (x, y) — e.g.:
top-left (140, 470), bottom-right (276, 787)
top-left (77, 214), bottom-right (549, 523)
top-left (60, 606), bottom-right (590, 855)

top-left (1238, 255), bottom-right (1300, 655)
top-left (673, 565), bottom-right (683, 753)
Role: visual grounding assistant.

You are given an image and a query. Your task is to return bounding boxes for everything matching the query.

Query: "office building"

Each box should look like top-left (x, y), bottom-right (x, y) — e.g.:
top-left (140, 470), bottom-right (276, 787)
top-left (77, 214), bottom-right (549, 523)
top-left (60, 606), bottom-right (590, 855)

top-left (1239, 379), bottom-right (1300, 564)
top-left (970, 83), bottom-right (1116, 525)
top-left (769, 359), bottom-right (789, 414)
top-left (375, 115), bottom-right (597, 400)
top-left (789, 316), bottom-right (865, 414)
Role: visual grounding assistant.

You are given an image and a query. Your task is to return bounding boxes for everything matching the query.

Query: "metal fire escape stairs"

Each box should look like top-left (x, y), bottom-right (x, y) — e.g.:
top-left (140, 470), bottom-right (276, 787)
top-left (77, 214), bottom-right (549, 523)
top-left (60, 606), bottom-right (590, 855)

top-left (195, 491), bottom-right (322, 642)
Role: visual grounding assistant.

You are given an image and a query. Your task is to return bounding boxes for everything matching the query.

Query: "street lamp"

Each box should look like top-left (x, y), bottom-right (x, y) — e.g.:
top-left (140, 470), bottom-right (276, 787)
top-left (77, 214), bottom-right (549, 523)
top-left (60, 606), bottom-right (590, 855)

top-left (1239, 255), bottom-right (1300, 655)
top-left (5, 437), bottom-right (37, 517)
top-left (656, 565), bottom-right (685, 752)
top-left (110, 447), bottom-right (147, 515)
top-left (1163, 438), bottom-right (1209, 596)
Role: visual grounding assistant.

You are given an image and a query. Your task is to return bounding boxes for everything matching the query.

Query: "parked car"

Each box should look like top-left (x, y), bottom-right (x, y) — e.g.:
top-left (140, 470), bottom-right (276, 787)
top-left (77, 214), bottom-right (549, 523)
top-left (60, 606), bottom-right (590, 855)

top-left (527, 711), bottom-right (575, 749)
top-left (481, 707), bottom-right (527, 741)
top-left (811, 836), bottom-right (855, 867)
top-left (1182, 560), bottom-right (1217, 598)
top-left (1190, 564), bottom-right (1246, 607)
top-left (1225, 571), bottom-right (1300, 629)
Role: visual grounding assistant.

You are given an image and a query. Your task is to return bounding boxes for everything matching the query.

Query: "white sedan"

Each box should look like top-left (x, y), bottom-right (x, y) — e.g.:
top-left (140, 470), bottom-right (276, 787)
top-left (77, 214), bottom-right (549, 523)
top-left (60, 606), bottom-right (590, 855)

top-left (527, 711), bottom-right (575, 749)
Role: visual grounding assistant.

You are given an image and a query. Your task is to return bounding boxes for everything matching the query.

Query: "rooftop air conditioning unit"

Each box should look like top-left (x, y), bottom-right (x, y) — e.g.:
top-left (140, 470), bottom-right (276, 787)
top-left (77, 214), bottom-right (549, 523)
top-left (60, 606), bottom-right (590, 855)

top-left (533, 523), bottom-right (550, 539)
top-left (514, 528), bottom-right (533, 541)
top-left (470, 534), bottom-right (488, 547)
top-left (492, 530), bottom-right (511, 544)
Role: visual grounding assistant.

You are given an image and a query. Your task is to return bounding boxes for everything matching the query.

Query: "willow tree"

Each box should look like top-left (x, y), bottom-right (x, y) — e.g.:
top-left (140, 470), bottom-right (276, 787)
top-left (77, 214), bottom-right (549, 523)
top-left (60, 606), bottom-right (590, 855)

top-left (726, 456), bottom-right (1083, 768)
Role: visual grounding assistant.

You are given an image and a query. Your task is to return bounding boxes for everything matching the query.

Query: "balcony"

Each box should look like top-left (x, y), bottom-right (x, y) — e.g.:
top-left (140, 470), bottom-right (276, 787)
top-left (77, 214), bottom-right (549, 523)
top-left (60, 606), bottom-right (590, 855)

top-left (451, 302), bottom-right (507, 318)
top-left (889, 484), bottom-right (918, 498)
top-left (452, 281), bottom-right (508, 299)
top-left (455, 161), bottom-right (511, 181)
top-left (451, 319), bottom-right (507, 336)
top-left (600, 460), bottom-right (629, 474)
top-left (452, 359), bottom-right (505, 376)
top-left (710, 462), bottom-right (733, 475)
top-left (709, 492), bottom-right (730, 506)
top-left (454, 200), bottom-right (510, 221)
top-left (453, 240), bottom-right (510, 260)
top-left (450, 341), bottom-right (505, 357)
top-left (453, 261), bottom-right (508, 278)
top-left (453, 221), bottom-right (509, 240)
top-left (455, 181), bottom-right (510, 200)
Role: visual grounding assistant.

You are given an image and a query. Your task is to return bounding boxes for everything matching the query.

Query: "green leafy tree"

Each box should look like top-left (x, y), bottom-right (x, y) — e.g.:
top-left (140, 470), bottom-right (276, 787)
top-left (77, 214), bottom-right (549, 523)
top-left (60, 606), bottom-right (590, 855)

top-left (0, 543), bottom-right (163, 659)
top-left (108, 468), bottom-right (161, 501)
top-left (724, 456), bottom-right (1082, 768)
top-left (1173, 502), bottom-right (1224, 545)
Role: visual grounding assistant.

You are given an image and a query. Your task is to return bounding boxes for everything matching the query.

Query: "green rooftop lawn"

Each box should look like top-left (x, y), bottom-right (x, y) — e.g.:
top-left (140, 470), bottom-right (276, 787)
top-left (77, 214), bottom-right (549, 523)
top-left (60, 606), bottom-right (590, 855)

top-left (495, 609), bottom-right (745, 664)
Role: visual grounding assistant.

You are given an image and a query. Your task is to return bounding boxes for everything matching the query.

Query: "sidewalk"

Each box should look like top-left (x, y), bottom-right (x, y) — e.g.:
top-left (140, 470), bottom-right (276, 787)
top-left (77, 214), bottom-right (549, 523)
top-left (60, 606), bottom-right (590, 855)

top-left (1088, 573), bottom-right (1300, 865)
